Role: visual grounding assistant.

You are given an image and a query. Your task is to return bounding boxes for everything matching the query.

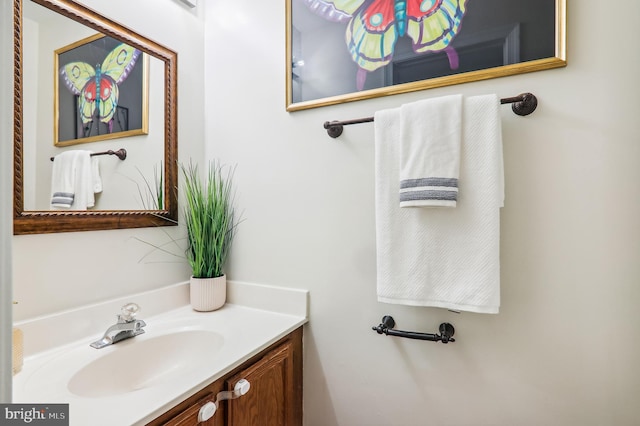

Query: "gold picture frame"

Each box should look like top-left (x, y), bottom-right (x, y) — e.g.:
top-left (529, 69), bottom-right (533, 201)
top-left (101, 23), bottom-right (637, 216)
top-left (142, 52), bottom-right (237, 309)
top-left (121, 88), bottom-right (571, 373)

top-left (54, 33), bottom-right (149, 146)
top-left (286, 0), bottom-right (566, 112)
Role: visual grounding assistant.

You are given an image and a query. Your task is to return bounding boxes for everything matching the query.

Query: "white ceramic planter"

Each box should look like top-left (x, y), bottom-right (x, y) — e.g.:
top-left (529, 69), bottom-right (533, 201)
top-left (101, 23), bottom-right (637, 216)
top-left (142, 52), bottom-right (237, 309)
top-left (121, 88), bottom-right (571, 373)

top-left (190, 275), bottom-right (226, 311)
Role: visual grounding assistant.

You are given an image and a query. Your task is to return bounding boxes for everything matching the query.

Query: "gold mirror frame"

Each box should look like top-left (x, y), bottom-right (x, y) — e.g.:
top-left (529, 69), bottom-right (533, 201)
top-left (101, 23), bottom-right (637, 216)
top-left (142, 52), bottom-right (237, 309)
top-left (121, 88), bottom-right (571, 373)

top-left (13, 0), bottom-right (178, 234)
top-left (285, 0), bottom-right (566, 112)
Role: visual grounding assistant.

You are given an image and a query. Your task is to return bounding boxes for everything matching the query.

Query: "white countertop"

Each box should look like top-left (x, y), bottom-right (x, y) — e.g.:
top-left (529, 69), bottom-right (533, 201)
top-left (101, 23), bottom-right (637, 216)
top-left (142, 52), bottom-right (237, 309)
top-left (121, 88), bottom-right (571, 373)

top-left (12, 281), bottom-right (308, 426)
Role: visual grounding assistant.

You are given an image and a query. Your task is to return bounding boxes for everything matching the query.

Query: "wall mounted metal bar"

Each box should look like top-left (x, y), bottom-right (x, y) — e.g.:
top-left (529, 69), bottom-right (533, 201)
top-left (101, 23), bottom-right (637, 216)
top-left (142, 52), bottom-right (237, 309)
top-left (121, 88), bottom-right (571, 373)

top-left (323, 92), bottom-right (538, 138)
top-left (372, 315), bottom-right (455, 343)
top-left (50, 148), bottom-right (127, 162)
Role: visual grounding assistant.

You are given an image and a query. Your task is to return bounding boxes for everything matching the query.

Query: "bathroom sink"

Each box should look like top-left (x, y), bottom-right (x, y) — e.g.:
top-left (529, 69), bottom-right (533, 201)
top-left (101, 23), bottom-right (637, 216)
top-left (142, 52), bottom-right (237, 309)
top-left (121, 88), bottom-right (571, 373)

top-left (67, 330), bottom-right (224, 398)
top-left (14, 297), bottom-right (308, 426)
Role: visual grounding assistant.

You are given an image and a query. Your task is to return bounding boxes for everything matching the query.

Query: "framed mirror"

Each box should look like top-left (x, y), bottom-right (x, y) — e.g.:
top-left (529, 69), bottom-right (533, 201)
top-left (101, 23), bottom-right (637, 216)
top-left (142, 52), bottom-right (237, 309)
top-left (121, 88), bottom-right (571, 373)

top-left (286, 0), bottom-right (566, 111)
top-left (13, 0), bottom-right (178, 234)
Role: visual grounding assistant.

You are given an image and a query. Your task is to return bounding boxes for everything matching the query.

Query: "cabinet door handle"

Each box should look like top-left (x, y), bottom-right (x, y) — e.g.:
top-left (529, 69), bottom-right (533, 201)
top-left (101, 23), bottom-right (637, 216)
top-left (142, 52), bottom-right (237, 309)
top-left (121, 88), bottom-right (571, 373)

top-left (234, 378), bottom-right (251, 396)
top-left (197, 379), bottom-right (252, 422)
top-left (198, 402), bottom-right (217, 423)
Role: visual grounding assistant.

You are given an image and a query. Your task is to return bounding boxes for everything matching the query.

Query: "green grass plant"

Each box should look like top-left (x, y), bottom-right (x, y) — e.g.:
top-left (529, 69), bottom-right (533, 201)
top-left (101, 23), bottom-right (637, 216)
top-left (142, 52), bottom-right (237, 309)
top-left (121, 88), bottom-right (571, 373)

top-left (181, 160), bottom-right (238, 278)
top-left (135, 163), bottom-right (164, 210)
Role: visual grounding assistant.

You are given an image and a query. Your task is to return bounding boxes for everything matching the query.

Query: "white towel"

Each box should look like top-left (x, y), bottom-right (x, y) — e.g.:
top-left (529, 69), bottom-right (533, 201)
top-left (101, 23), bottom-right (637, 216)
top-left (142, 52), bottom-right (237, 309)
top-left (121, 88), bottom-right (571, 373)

top-left (73, 151), bottom-right (96, 209)
top-left (399, 95), bottom-right (462, 208)
top-left (92, 156), bottom-right (103, 194)
top-left (375, 94), bottom-right (504, 314)
top-left (50, 151), bottom-right (77, 208)
top-left (50, 150), bottom-right (100, 210)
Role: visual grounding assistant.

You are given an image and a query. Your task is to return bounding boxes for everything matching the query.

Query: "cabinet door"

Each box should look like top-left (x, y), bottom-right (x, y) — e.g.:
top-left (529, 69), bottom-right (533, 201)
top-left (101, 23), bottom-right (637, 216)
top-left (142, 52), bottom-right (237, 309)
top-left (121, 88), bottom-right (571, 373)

top-left (162, 393), bottom-right (217, 426)
top-left (226, 340), bottom-right (299, 426)
top-left (146, 328), bottom-right (302, 426)
top-left (147, 385), bottom-right (224, 426)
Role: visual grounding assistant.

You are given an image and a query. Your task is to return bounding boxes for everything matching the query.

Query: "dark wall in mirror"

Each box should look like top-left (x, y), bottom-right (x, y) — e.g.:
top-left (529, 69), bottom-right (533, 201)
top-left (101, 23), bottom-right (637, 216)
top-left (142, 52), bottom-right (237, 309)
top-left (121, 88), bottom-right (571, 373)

top-left (13, 0), bottom-right (178, 234)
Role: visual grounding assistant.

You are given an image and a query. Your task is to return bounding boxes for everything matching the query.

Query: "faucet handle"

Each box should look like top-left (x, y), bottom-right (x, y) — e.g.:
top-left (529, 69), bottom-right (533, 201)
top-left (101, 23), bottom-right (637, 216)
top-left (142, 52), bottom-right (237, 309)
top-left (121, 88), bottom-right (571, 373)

top-left (120, 303), bottom-right (141, 322)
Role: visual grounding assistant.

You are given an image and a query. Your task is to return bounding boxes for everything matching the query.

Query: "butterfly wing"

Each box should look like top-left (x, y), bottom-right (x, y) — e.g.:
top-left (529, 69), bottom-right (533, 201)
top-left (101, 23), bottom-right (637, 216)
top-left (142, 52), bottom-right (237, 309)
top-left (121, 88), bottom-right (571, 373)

top-left (101, 43), bottom-right (141, 84)
top-left (96, 44), bottom-right (140, 123)
top-left (301, 0), bottom-right (364, 22)
top-left (60, 61), bottom-right (95, 95)
top-left (77, 79), bottom-right (96, 124)
top-left (346, 0), bottom-right (399, 72)
top-left (61, 62), bottom-right (97, 124)
top-left (97, 76), bottom-right (119, 123)
top-left (405, 0), bottom-right (467, 54)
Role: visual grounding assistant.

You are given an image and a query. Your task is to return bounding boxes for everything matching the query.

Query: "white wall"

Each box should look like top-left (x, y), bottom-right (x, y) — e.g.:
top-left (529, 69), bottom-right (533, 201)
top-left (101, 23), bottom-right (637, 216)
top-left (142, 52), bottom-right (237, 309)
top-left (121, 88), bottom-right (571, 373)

top-left (1, 0), bottom-right (15, 402)
top-left (12, 0), bottom-right (204, 321)
top-left (205, 1), bottom-right (640, 425)
top-left (8, 0), bottom-right (640, 423)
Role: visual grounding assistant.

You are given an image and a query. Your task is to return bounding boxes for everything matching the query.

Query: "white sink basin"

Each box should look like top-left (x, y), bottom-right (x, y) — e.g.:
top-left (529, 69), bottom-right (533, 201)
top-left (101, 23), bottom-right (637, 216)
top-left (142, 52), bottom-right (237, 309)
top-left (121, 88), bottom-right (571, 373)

top-left (67, 330), bottom-right (224, 398)
top-left (14, 289), bottom-right (308, 426)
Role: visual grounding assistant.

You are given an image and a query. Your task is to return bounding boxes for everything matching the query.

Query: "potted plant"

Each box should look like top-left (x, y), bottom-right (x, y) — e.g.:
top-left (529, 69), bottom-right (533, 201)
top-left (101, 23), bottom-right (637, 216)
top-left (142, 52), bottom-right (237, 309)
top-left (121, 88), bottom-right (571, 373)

top-left (181, 160), bottom-right (239, 311)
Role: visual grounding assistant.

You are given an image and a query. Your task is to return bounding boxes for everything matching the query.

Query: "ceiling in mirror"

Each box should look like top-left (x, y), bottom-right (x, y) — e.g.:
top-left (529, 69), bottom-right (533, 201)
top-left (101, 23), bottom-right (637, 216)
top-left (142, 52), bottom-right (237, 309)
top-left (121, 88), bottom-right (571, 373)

top-left (14, 0), bottom-right (178, 234)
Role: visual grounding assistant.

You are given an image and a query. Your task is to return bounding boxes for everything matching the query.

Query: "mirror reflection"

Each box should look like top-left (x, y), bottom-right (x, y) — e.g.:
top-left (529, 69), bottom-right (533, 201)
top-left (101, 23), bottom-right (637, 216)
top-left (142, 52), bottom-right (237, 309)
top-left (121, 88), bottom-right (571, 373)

top-left (23, 1), bottom-right (164, 211)
top-left (14, 0), bottom-right (178, 234)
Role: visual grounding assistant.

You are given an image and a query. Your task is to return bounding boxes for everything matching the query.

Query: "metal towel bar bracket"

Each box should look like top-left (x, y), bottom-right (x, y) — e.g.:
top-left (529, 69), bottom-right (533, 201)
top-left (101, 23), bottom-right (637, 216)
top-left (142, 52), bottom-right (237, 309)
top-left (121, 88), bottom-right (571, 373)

top-left (372, 315), bottom-right (455, 344)
top-left (324, 92), bottom-right (538, 138)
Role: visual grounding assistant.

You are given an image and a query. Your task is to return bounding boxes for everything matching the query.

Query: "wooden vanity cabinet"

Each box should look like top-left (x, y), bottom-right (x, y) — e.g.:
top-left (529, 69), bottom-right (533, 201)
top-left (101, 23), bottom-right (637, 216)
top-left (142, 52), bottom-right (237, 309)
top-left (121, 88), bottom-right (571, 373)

top-left (146, 327), bottom-right (303, 426)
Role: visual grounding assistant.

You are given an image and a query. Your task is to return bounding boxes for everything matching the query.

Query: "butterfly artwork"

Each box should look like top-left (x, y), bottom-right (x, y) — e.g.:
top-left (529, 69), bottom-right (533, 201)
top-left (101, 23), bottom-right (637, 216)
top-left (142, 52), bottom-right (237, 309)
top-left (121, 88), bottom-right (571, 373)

top-left (60, 42), bottom-right (141, 136)
top-left (301, 0), bottom-right (468, 90)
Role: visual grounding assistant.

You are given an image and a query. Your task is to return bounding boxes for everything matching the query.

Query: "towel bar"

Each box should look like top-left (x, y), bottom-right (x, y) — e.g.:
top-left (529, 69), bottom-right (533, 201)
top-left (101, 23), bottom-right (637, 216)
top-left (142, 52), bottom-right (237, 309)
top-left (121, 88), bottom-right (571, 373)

top-left (372, 315), bottom-right (455, 343)
top-left (50, 148), bottom-right (127, 162)
top-left (324, 92), bottom-right (538, 138)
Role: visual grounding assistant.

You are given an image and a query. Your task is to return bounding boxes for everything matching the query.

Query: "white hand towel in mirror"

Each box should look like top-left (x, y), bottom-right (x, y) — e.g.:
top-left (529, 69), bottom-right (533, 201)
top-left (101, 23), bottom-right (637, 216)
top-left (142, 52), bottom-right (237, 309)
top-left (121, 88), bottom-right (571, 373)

top-left (50, 151), bottom-right (77, 208)
top-left (92, 156), bottom-right (103, 194)
top-left (51, 150), bottom-right (99, 210)
top-left (73, 150), bottom-right (96, 210)
top-left (399, 94), bottom-right (462, 208)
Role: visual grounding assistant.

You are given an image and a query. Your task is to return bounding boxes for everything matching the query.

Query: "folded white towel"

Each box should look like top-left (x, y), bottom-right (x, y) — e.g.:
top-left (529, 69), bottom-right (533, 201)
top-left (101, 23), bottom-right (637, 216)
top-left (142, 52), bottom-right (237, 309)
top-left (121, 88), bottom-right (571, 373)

top-left (375, 94), bottom-right (504, 314)
top-left (50, 151), bottom-right (77, 208)
top-left (399, 94), bottom-right (462, 208)
top-left (50, 150), bottom-right (101, 210)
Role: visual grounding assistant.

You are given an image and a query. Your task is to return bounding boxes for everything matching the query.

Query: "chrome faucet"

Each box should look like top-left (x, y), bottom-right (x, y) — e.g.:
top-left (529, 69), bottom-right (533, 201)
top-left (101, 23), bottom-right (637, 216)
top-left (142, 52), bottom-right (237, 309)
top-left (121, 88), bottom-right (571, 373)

top-left (90, 303), bottom-right (146, 349)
